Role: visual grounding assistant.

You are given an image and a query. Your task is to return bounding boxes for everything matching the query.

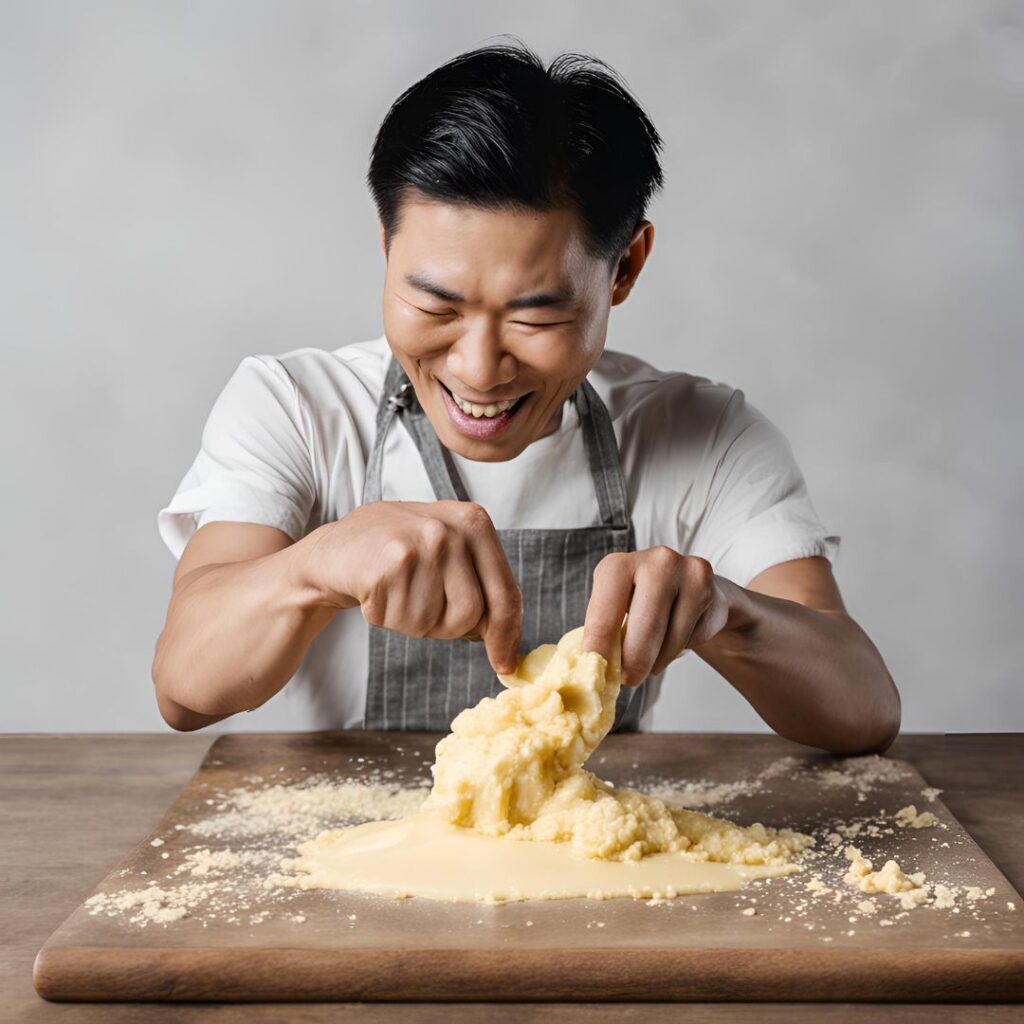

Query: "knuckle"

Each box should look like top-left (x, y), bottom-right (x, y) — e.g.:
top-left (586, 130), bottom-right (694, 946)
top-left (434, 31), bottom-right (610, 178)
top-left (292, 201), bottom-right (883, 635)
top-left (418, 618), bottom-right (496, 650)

top-left (651, 544), bottom-right (679, 568)
top-left (447, 595), bottom-right (483, 634)
top-left (418, 518), bottom-right (449, 557)
top-left (594, 551), bottom-right (629, 580)
top-left (380, 537), bottom-right (417, 574)
top-left (686, 555), bottom-right (714, 592)
top-left (460, 502), bottom-right (491, 527)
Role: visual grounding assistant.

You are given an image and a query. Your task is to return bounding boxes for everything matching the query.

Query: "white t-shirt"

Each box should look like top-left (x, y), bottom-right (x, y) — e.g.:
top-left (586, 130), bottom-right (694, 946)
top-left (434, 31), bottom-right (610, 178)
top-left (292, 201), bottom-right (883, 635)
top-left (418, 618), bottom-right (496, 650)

top-left (159, 335), bottom-right (839, 729)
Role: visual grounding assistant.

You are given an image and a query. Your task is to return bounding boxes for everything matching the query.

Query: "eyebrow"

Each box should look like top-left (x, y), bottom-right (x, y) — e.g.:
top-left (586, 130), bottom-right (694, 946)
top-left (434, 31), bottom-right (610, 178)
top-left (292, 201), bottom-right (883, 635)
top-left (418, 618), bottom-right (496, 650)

top-left (403, 272), bottom-right (576, 310)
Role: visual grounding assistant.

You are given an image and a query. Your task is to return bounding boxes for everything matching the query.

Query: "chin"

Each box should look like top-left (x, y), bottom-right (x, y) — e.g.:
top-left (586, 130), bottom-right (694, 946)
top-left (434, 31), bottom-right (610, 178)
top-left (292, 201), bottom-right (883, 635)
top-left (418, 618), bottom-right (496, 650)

top-left (437, 424), bottom-right (528, 463)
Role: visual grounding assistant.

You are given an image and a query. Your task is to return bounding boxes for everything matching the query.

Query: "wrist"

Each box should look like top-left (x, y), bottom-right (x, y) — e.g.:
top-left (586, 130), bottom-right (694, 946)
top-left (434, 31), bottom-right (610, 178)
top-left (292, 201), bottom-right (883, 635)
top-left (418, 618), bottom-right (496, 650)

top-left (287, 523), bottom-right (360, 612)
top-left (700, 576), bottom-right (760, 656)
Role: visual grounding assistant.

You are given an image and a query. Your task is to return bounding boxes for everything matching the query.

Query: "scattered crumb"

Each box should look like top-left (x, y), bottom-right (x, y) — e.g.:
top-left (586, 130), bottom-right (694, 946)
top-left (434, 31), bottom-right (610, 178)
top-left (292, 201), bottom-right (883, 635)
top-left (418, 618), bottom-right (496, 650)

top-left (921, 787), bottom-right (943, 802)
top-left (894, 805), bottom-right (939, 829)
top-left (741, 907), bottom-right (756, 916)
top-left (843, 846), bottom-right (929, 909)
top-left (189, 777), bottom-right (430, 840)
top-left (149, 838), bottom-right (164, 847)
top-left (86, 883), bottom-right (216, 926)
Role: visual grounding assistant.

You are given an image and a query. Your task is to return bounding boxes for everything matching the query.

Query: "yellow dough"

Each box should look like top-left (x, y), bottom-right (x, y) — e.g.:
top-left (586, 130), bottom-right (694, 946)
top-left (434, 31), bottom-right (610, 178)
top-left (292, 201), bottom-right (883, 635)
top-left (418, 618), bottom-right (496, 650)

top-left (272, 626), bottom-right (812, 902)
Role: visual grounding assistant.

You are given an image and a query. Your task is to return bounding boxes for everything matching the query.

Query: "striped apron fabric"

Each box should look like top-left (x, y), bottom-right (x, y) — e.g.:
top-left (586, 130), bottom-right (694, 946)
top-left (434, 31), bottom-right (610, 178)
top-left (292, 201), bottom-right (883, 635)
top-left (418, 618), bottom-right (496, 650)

top-left (361, 357), bottom-right (653, 732)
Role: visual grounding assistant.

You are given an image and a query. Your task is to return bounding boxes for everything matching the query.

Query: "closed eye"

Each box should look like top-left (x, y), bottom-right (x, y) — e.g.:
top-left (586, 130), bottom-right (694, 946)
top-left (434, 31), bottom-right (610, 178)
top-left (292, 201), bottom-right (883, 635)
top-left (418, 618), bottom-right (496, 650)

top-left (512, 320), bottom-right (574, 328)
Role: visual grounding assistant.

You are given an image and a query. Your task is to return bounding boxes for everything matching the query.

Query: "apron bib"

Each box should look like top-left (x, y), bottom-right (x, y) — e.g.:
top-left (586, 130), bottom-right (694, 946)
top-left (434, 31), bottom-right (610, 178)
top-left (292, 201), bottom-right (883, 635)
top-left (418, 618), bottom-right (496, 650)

top-left (361, 357), bottom-right (652, 732)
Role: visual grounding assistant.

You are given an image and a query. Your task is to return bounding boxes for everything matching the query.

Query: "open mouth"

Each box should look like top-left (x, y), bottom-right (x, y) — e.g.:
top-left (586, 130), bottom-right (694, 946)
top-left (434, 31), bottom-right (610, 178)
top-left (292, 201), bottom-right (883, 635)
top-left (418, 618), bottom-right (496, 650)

top-left (437, 380), bottom-right (531, 440)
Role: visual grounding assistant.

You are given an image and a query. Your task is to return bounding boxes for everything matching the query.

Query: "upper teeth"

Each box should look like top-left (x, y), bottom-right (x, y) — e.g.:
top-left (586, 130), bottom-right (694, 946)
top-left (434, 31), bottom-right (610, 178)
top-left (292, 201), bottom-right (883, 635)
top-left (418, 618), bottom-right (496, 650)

top-left (451, 391), bottom-right (515, 418)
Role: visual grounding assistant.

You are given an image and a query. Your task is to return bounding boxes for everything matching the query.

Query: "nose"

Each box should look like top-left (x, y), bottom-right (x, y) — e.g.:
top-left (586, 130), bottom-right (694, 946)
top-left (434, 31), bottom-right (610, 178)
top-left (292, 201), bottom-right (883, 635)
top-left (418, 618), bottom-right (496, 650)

top-left (446, 324), bottom-right (518, 394)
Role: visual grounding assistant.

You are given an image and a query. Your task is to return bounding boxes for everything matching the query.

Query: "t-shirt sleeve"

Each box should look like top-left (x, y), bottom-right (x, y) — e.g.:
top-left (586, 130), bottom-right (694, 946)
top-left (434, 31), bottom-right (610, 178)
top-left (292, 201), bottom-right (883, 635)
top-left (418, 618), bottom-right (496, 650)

top-left (158, 355), bottom-right (317, 559)
top-left (689, 390), bottom-right (840, 587)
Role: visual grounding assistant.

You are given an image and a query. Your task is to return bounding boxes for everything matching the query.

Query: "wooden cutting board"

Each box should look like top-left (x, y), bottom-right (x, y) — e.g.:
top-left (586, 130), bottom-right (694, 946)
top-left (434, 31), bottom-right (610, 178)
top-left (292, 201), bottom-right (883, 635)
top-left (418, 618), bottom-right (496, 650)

top-left (34, 731), bottom-right (1024, 1003)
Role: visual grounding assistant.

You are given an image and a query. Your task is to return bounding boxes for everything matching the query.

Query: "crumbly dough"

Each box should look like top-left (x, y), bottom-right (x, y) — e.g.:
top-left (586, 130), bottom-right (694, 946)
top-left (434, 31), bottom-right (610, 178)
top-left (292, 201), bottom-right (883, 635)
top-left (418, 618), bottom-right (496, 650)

top-left (274, 626), bottom-right (812, 902)
top-left (426, 626), bottom-right (811, 866)
top-left (894, 804), bottom-right (938, 829)
top-left (843, 844), bottom-right (930, 908)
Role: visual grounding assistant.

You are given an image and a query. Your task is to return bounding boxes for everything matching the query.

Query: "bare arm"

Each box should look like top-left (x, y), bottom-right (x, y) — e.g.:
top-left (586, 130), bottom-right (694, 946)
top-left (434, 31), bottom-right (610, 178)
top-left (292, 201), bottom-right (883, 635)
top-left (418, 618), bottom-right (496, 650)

top-left (152, 522), bottom-right (339, 730)
top-left (697, 557), bottom-right (901, 754)
top-left (152, 502), bottom-right (523, 731)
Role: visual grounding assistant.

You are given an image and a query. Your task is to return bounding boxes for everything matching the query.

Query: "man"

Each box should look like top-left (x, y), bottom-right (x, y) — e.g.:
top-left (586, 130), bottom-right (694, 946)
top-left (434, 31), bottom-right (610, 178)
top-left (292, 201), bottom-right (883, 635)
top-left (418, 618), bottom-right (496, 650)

top-left (155, 42), bottom-right (900, 751)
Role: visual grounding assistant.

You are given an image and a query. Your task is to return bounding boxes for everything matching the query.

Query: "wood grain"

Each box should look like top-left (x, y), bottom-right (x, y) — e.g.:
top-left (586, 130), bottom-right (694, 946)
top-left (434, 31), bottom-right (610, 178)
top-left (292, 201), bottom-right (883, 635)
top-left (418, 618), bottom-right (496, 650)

top-left (28, 732), bottom-right (1024, 1004)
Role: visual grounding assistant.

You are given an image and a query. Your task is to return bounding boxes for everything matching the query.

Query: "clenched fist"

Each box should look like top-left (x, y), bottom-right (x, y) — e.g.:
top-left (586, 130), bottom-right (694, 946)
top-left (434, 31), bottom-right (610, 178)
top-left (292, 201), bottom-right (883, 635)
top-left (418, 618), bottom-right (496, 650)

top-left (301, 501), bottom-right (523, 673)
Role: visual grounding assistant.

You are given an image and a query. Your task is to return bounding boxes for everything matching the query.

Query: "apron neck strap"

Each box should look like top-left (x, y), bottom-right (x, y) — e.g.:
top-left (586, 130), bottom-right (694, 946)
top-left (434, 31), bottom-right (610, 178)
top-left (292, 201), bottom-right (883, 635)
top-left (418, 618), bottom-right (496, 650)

top-left (364, 357), bottom-right (629, 528)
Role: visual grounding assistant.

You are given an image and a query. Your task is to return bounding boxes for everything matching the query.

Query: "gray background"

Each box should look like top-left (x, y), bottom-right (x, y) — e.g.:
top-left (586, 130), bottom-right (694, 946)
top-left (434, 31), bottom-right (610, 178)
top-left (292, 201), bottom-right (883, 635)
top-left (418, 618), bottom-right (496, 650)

top-left (2, 0), bottom-right (1021, 733)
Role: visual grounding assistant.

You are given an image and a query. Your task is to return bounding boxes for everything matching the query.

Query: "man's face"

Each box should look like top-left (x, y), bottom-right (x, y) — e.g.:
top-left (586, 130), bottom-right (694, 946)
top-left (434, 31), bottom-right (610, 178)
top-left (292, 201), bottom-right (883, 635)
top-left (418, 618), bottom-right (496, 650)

top-left (381, 198), bottom-right (625, 463)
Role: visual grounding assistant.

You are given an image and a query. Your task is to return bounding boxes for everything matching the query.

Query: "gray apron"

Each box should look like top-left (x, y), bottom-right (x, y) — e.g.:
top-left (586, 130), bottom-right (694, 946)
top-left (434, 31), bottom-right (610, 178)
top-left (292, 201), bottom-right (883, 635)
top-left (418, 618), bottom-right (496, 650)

top-left (361, 357), bottom-right (652, 732)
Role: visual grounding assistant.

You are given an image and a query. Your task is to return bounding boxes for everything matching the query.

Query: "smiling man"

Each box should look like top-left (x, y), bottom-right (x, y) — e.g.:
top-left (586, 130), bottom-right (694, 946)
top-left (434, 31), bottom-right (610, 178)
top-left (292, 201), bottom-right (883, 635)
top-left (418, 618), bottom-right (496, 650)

top-left (154, 42), bottom-right (900, 751)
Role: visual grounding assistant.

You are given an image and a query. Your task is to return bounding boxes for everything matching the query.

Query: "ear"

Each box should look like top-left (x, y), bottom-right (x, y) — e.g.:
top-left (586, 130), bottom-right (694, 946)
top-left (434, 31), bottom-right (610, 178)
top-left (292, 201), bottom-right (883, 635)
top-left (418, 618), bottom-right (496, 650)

top-left (379, 223), bottom-right (387, 255)
top-left (611, 221), bottom-right (655, 306)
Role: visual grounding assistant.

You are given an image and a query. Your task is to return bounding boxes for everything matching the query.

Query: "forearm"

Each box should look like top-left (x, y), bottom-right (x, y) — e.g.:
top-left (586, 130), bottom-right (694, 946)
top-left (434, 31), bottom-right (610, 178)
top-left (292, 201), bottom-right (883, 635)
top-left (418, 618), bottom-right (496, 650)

top-left (696, 582), bottom-right (901, 754)
top-left (152, 533), bottom-right (340, 725)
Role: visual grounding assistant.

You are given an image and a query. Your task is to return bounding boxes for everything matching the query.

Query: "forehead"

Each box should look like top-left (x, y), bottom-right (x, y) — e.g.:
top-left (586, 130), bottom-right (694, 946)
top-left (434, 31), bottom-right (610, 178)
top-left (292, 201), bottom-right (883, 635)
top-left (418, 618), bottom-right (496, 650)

top-left (388, 198), bottom-right (597, 292)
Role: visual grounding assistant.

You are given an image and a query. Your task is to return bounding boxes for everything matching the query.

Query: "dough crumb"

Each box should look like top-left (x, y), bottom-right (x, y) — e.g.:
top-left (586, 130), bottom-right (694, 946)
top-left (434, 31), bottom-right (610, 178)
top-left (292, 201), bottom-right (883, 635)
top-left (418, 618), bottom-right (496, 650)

top-left (843, 846), bottom-right (929, 909)
top-left (894, 805), bottom-right (938, 829)
top-left (741, 907), bottom-right (756, 916)
top-left (85, 882), bottom-right (215, 926)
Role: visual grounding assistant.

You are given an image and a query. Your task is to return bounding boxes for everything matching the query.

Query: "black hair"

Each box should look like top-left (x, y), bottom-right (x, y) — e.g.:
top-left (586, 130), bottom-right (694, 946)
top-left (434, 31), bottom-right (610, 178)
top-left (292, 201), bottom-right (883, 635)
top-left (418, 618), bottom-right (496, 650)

top-left (367, 39), bottom-right (664, 266)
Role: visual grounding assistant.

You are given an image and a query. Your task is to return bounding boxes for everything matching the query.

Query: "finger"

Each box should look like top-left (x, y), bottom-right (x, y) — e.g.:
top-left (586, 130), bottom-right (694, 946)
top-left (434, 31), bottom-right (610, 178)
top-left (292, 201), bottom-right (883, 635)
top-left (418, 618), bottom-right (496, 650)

top-left (651, 559), bottom-right (718, 673)
top-left (436, 532), bottom-right (486, 640)
top-left (457, 505), bottom-right (522, 673)
top-left (582, 553), bottom-right (635, 664)
top-left (620, 563), bottom-right (678, 686)
top-left (381, 522), bottom-right (448, 637)
top-left (650, 589), bottom-right (695, 675)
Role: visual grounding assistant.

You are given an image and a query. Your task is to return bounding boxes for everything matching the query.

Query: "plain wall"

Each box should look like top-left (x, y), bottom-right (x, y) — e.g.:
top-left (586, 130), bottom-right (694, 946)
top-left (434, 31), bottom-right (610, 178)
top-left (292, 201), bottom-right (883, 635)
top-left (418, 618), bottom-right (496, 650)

top-left (2, 0), bottom-right (1021, 733)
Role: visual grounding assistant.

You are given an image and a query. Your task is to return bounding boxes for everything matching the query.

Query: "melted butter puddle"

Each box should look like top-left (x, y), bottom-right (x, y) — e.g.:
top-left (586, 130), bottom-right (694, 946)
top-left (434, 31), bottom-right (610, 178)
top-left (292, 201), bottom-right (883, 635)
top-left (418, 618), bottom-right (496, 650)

top-left (275, 812), bottom-right (797, 903)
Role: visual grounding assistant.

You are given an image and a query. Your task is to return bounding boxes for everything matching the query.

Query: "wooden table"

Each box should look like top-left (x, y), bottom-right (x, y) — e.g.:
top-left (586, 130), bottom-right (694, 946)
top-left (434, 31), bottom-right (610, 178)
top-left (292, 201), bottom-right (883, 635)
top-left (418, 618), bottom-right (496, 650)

top-left (3, 733), bottom-right (1022, 1022)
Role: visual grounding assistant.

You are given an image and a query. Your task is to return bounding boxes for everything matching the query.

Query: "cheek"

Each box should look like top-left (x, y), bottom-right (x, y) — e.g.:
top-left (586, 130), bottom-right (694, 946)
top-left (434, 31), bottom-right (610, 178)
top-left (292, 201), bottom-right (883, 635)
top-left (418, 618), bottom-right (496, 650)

top-left (383, 301), bottom-right (448, 360)
top-left (527, 318), bottom-right (605, 384)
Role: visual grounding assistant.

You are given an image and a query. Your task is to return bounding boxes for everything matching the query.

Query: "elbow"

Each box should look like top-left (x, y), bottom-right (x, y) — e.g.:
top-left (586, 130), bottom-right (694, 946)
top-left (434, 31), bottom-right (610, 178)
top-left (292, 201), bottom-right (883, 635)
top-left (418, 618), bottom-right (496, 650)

top-left (852, 709), bottom-right (901, 756)
top-left (861, 666), bottom-right (902, 755)
top-left (152, 647), bottom-right (214, 732)
top-left (158, 698), bottom-right (207, 732)
top-left (866, 696), bottom-right (902, 755)
top-left (829, 676), bottom-right (902, 757)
